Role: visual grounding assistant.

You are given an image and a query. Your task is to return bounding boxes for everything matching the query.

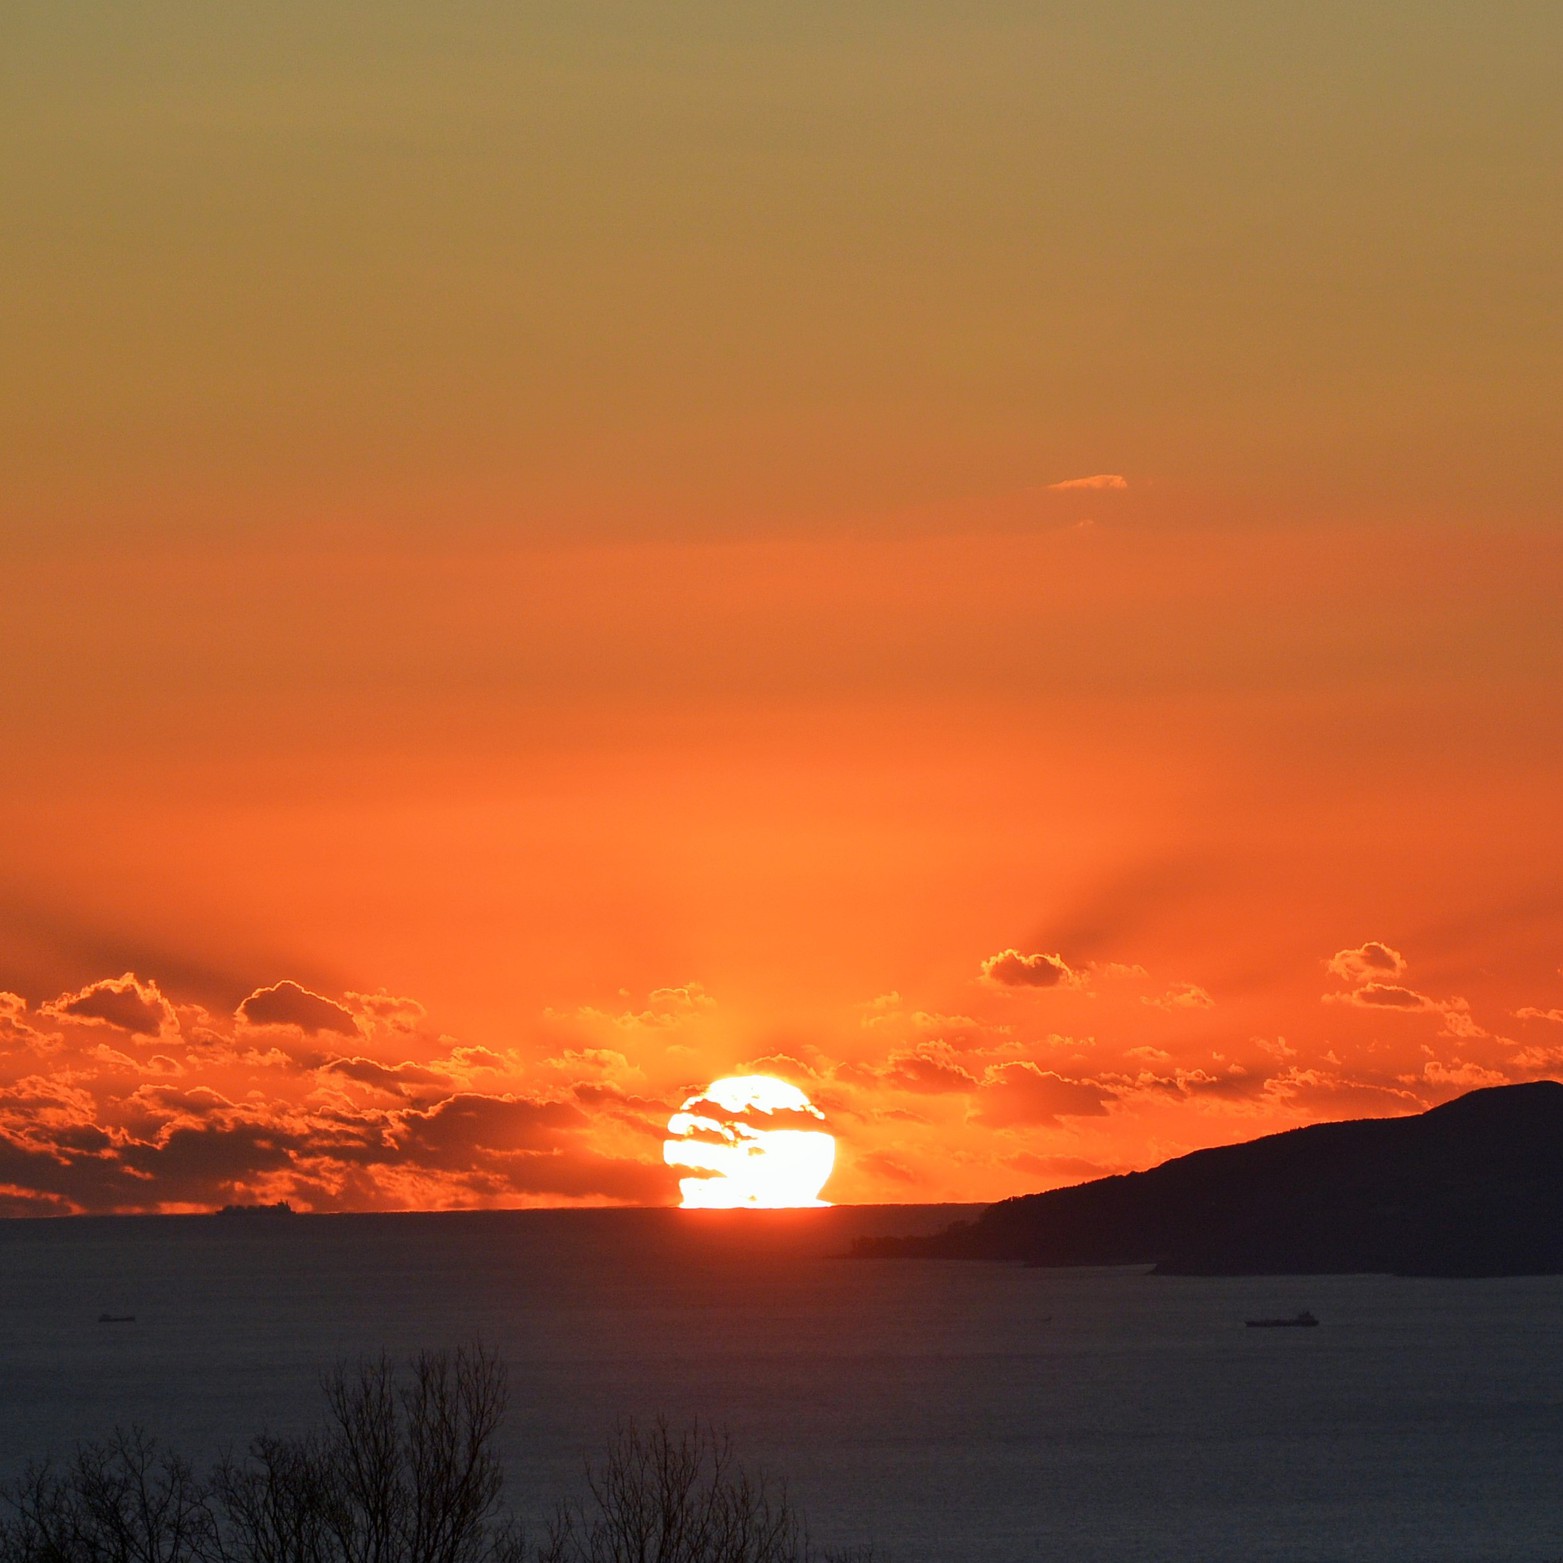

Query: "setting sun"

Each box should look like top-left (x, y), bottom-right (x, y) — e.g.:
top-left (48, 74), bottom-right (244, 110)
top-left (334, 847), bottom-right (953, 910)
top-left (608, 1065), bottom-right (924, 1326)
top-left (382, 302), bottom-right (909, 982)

top-left (664, 1076), bottom-right (836, 1209)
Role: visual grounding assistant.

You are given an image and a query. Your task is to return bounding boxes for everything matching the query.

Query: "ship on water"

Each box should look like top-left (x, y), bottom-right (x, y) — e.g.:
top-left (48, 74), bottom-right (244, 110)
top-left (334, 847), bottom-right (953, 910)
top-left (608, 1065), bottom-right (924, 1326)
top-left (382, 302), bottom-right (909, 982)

top-left (1245, 1310), bottom-right (1319, 1328)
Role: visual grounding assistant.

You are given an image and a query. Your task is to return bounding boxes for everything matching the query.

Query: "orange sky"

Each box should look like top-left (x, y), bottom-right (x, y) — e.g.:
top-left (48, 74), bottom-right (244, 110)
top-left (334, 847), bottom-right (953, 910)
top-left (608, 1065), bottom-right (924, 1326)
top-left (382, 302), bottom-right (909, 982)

top-left (2, 5), bottom-right (1561, 1213)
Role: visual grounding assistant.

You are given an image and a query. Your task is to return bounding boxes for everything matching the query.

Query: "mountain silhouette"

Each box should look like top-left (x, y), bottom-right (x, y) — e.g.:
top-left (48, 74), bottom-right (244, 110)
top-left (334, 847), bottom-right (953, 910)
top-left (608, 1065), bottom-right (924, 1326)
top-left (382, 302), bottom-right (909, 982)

top-left (856, 1082), bottom-right (1563, 1276)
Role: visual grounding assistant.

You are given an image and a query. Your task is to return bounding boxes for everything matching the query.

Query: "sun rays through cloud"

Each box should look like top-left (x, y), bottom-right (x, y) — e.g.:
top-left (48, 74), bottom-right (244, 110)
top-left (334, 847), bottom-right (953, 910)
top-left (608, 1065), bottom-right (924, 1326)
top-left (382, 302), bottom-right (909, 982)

top-left (664, 1076), bottom-right (836, 1209)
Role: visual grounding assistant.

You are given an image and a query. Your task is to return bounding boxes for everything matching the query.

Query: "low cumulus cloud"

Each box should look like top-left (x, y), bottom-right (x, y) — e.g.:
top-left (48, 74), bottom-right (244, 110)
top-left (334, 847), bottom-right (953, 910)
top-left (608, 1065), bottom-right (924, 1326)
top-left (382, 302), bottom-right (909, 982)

top-left (0, 970), bottom-right (675, 1215)
top-left (1047, 474), bottom-right (1128, 491)
top-left (319, 1056), bottom-right (452, 1097)
top-left (981, 949), bottom-right (1079, 990)
top-left (1321, 942), bottom-right (1488, 1039)
top-left (1262, 1066), bottom-right (1423, 1115)
top-left (238, 980), bottom-right (360, 1037)
top-left (345, 990), bottom-right (427, 1032)
top-left (1326, 942), bottom-right (1408, 984)
top-left (1144, 982), bottom-right (1214, 1012)
top-left (42, 973), bottom-right (174, 1038)
top-left (1328, 982), bottom-right (1434, 1011)
top-left (881, 1043), bottom-right (979, 1094)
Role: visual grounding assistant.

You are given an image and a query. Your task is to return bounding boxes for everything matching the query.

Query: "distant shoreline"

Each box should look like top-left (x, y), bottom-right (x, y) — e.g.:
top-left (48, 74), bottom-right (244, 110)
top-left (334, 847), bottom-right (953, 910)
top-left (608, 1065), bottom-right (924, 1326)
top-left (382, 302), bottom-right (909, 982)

top-left (0, 1200), bottom-right (989, 1228)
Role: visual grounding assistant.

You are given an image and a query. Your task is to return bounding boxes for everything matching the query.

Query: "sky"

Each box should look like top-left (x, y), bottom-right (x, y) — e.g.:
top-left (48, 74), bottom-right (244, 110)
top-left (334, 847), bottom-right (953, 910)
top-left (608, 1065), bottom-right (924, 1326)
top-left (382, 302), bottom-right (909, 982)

top-left (2, 2), bottom-right (1561, 1214)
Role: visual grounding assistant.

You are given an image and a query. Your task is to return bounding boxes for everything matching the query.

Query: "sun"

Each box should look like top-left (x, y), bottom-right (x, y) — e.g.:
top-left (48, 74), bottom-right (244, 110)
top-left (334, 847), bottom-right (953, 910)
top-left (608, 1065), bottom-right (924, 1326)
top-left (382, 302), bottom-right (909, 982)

top-left (664, 1075), bottom-right (836, 1209)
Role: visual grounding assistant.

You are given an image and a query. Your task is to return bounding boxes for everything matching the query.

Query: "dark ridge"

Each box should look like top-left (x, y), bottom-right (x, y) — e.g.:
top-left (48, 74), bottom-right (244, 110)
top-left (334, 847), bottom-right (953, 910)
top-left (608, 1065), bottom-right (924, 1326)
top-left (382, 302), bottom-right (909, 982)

top-left (854, 1081), bottom-right (1563, 1277)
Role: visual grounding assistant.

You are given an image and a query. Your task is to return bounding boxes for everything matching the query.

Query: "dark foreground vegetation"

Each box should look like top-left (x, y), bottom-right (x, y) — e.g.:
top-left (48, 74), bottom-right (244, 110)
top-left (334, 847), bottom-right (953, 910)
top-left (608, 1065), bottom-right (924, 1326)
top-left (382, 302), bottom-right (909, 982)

top-left (0, 1346), bottom-right (872, 1563)
top-left (856, 1081), bottom-right (1563, 1276)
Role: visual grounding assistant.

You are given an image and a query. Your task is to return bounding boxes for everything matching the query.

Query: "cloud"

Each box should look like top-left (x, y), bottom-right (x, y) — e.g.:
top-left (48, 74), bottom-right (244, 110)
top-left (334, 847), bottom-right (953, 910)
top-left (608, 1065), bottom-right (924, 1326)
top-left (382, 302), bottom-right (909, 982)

top-left (972, 1063), bottom-right (1115, 1127)
top-left (1144, 982), bottom-right (1214, 1012)
top-left (42, 973), bottom-right (174, 1038)
top-left (552, 981), bottom-right (717, 1035)
top-left (1256, 1036), bottom-right (1297, 1058)
top-left (0, 992), bottom-right (50, 1048)
top-left (1327, 982), bottom-right (1433, 1011)
top-left (1512, 1044), bottom-right (1563, 1071)
top-left (1096, 963), bottom-right (1150, 981)
top-left (734, 1051), bottom-right (841, 1093)
top-left (669, 1085), bottom-right (825, 1138)
top-left (1410, 1059), bottom-right (1511, 1090)
top-left (980, 949), bottom-right (1079, 990)
top-left (1434, 998), bottom-right (1489, 1041)
top-left (320, 1056), bottom-right (451, 1097)
top-left (238, 980), bottom-right (360, 1036)
top-left (1321, 945), bottom-right (1489, 1039)
top-left (1516, 1007), bottom-right (1563, 1025)
top-left (345, 990), bottom-right (427, 1032)
top-left (545, 1047), bottom-right (639, 1083)
top-left (882, 1043), bottom-right (979, 1094)
top-left (0, 967), bottom-right (679, 1213)
top-left (1261, 1067), bottom-right (1423, 1115)
top-left (1319, 984), bottom-right (1488, 1045)
top-left (0, 1071), bottom-right (665, 1214)
top-left (390, 1093), bottom-right (588, 1169)
top-left (1327, 942), bottom-right (1407, 984)
top-left (1047, 474), bottom-right (1128, 491)
top-left (858, 994), bottom-right (997, 1051)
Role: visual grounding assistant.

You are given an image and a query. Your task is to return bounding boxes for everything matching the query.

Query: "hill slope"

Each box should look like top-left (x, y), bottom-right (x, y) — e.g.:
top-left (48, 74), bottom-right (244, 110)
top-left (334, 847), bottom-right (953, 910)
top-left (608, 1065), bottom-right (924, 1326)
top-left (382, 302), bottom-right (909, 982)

top-left (856, 1082), bottom-right (1563, 1276)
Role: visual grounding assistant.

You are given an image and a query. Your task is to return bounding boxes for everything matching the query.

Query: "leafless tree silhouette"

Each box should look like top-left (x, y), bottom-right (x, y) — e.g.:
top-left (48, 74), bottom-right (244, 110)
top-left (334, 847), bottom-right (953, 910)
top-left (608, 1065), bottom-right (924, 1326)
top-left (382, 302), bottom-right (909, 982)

top-left (539, 1420), bottom-right (871, 1563)
top-left (1, 1351), bottom-right (874, 1563)
top-left (209, 1346), bottom-right (523, 1563)
top-left (1, 1427), bottom-right (214, 1563)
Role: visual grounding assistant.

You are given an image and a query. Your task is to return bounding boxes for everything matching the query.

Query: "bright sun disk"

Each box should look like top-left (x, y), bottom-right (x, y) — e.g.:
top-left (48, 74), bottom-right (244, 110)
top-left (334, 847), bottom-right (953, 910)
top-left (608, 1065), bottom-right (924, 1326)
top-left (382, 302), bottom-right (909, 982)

top-left (664, 1074), bottom-right (835, 1209)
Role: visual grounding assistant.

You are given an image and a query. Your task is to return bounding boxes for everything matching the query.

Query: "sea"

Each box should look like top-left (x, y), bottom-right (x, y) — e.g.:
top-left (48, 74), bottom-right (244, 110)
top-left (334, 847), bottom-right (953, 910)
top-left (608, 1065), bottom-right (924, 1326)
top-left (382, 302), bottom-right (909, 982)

top-left (2, 1204), bottom-right (1561, 1562)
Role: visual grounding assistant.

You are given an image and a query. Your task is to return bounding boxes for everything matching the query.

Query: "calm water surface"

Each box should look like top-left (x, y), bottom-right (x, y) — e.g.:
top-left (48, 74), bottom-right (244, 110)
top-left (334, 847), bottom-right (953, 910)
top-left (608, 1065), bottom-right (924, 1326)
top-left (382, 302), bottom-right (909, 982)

top-left (1, 1206), bottom-right (1560, 1562)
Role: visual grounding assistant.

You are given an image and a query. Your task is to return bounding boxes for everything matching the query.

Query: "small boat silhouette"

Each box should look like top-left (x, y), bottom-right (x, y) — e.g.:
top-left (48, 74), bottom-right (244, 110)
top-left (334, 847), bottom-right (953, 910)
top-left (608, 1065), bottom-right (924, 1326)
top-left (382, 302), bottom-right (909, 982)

top-left (97, 1313), bottom-right (136, 1324)
top-left (1245, 1310), bottom-right (1318, 1328)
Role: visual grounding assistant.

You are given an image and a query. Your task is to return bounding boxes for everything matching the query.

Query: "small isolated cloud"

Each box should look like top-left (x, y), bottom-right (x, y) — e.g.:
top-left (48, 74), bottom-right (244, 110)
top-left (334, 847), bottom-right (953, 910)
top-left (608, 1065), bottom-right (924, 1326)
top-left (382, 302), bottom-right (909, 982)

top-left (1096, 963), bottom-right (1150, 982)
top-left (1047, 474), bottom-right (1128, 492)
top-left (1327, 942), bottom-right (1407, 985)
top-left (981, 949), bottom-right (1079, 990)
top-left (973, 1063), bottom-right (1115, 1127)
top-left (1516, 1007), bottom-right (1563, 1025)
top-left (1327, 982), bottom-right (1433, 1011)
top-left (1144, 982), bottom-right (1214, 1012)
top-left (647, 983), bottom-right (714, 1013)
top-left (238, 980), bottom-right (360, 1036)
top-left (43, 973), bottom-right (174, 1038)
